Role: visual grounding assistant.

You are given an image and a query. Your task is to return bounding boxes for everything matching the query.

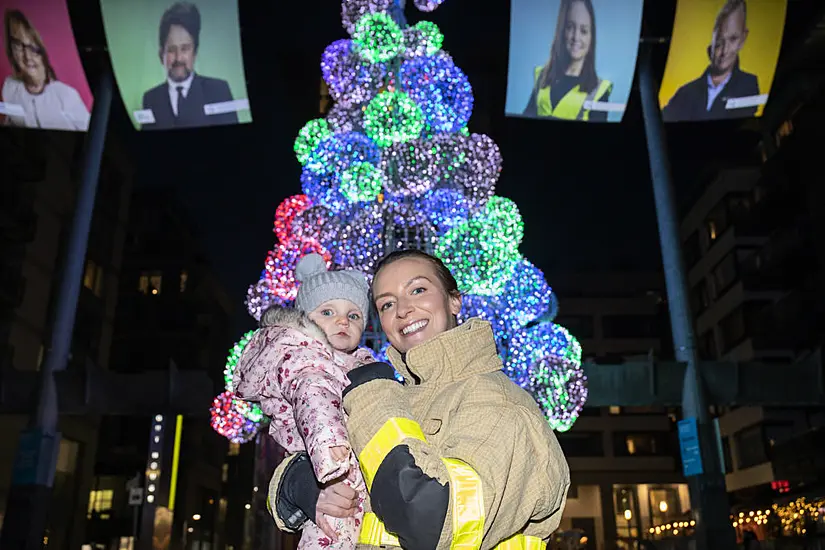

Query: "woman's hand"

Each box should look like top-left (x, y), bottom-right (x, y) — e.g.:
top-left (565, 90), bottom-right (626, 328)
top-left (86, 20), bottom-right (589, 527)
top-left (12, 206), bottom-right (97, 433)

top-left (315, 475), bottom-right (359, 540)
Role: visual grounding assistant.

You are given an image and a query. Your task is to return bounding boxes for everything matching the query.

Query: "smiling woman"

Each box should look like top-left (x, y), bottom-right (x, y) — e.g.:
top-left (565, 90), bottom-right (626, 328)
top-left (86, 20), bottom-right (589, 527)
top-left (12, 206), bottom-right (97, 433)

top-left (268, 249), bottom-right (571, 550)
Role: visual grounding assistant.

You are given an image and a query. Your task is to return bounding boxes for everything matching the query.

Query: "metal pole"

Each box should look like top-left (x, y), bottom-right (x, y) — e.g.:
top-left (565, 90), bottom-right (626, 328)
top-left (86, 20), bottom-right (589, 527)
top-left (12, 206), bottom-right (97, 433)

top-left (637, 46), bottom-right (736, 550)
top-left (0, 65), bottom-right (113, 550)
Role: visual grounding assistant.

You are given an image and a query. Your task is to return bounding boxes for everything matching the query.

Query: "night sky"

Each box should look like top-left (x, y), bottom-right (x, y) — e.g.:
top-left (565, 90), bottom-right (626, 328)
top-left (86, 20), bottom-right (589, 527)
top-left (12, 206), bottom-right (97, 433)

top-left (66, 0), bottom-right (811, 333)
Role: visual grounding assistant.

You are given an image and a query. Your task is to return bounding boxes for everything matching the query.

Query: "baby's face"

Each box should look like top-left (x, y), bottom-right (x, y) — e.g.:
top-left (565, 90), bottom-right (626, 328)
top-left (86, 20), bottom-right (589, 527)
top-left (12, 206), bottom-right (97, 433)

top-left (308, 299), bottom-right (364, 352)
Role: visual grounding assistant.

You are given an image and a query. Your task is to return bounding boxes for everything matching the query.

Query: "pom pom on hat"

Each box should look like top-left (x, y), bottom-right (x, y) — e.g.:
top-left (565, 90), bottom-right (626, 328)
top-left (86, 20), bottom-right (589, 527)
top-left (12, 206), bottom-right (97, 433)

top-left (295, 253), bottom-right (328, 283)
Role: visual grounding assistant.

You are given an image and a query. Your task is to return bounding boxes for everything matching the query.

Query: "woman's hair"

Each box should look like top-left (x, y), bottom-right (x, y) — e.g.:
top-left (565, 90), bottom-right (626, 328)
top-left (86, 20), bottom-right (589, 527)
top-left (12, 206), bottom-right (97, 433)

top-left (536, 0), bottom-right (599, 93)
top-left (373, 249), bottom-right (461, 300)
top-left (3, 9), bottom-right (56, 84)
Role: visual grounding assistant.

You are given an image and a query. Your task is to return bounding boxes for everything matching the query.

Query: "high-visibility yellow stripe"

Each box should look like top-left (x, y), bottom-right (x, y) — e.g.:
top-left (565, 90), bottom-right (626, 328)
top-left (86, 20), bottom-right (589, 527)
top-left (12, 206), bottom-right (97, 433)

top-left (442, 458), bottom-right (485, 550)
top-left (358, 513), bottom-right (546, 550)
top-left (359, 513), bottom-right (400, 547)
top-left (359, 417), bottom-right (426, 489)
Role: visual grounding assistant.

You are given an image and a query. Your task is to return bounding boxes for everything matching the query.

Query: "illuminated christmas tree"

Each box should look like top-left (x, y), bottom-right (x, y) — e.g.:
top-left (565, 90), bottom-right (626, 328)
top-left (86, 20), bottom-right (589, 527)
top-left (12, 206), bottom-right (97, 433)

top-left (210, 0), bottom-right (588, 442)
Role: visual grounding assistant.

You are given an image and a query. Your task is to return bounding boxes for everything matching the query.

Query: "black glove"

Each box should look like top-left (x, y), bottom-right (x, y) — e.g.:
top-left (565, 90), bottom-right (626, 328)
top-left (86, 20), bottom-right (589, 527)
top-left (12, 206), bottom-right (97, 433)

top-left (343, 362), bottom-right (400, 398)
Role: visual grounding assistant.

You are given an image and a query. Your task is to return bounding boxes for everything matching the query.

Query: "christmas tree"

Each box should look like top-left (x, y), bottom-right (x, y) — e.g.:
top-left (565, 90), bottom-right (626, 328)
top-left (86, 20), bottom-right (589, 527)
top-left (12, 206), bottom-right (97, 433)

top-left (210, 0), bottom-right (588, 444)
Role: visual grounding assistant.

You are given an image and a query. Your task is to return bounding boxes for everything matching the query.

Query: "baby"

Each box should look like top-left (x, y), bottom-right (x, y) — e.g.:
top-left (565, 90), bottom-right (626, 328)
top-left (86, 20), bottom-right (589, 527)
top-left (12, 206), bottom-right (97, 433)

top-left (234, 253), bottom-right (375, 550)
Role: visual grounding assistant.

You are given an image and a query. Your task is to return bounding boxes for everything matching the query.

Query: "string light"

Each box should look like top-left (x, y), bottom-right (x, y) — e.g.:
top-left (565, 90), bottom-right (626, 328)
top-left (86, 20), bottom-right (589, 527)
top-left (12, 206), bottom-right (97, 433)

top-left (422, 188), bottom-right (470, 234)
top-left (352, 12), bottom-right (405, 64)
top-left (327, 102), bottom-right (365, 134)
top-left (300, 167), bottom-right (351, 213)
top-left (273, 195), bottom-right (312, 244)
top-left (434, 196), bottom-right (524, 296)
top-left (399, 53), bottom-right (473, 133)
top-left (305, 132), bottom-right (381, 176)
top-left (294, 119), bottom-right (332, 165)
top-left (291, 205), bottom-right (341, 244)
top-left (402, 21), bottom-right (444, 58)
top-left (224, 330), bottom-right (257, 392)
top-left (341, 0), bottom-right (392, 35)
top-left (245, 278), bottom-right (286, 322)
top-left (321, 39), bottom-right (386, 105)
top-left (327, 204), bottom-right (385, 273)
top-left (210, 391), bottom-right (264, 444)
top-left (453, 133), bottom-right (501, 204)
top-left (363, 90), bottom-right (425, 147)
top-left (413, 0), bottom-right (447, 12)
top-left (263, 241), bottom-right (332, 301)
top-left (340, 161), bottom-right (384, 203)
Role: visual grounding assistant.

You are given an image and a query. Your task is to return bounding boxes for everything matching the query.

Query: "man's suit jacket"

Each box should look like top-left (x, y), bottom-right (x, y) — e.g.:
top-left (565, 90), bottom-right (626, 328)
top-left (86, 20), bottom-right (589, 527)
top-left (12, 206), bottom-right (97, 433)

top-left (662, 62), bottom-right (760, 122)
top-left (141, 73), bottom-right (239, 129)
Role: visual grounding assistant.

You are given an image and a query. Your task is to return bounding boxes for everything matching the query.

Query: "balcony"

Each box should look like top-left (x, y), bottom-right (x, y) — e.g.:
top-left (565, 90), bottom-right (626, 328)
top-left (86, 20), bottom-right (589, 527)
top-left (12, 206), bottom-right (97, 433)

top-left (738, 227), bottom-right (808, 292)
top-left (0, 266), bottom-right (26, 308)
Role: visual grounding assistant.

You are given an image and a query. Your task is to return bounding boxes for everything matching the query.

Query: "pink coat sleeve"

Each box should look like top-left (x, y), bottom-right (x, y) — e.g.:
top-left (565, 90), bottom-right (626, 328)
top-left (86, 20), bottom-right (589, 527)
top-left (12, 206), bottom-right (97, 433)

top-left (277, 345), bottom-right (352, 483)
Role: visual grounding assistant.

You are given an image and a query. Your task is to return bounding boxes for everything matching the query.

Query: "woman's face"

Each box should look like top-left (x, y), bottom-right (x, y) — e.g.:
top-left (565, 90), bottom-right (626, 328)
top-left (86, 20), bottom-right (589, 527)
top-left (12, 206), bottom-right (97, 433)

top-left (373, 257), bottom-right (462, 354)
top-left (564, 1), bottom-right (592, 62)
top-left (10, 22), bottom-right (46, 87)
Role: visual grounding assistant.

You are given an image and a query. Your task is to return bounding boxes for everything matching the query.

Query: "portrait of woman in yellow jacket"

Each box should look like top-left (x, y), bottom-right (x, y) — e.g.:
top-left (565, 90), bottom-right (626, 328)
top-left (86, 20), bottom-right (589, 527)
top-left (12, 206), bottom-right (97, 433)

top-left (523, 0), bottom-right (613, 121)
top-left (267, 249), bottom-right (570, 550)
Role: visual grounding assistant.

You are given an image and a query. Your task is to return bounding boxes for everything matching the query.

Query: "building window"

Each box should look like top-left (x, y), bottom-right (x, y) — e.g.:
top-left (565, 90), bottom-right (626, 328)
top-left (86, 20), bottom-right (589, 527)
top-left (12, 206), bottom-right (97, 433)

top-left (775, 119), bottom-right (794, 147)
top-left (690, 279), bottom-right (710, 315)
top-left (614, 433), bottom-right (667, 457)
top-left (601, 315), bottom-right (660, 339)
top-left (711, 253), bottom-right (738, 297)
top-left (319, 79), bottom-right (331, 115)
top-left (648, 486), bottom-right (681, 526)
top-left (556, 432), bottom-right (604, 457)
top-left (613, 486), bottom-right (641, 539)
top-left (698, 330), bottom-right (718, 359)
top-left (683, 231), bottom-right (702, 268)
top-left (87, 489), bottom-right (114, 519)
top-left (138, 271), bottom-right (162, 295)
top-left (719, 309), bottom-right (746, 353)
top-left (179, 270), bottom-right (188, 292)
top-left (222, 463), bottom-right (229, 483)
top-left (83, 260), bottom-right (104, 297)
top-left (609, 406), bottom-right (621, 415)
top-left (228, 442), bottom-right (240, 456)
top-left (734, 425), bottom-right (769, 470)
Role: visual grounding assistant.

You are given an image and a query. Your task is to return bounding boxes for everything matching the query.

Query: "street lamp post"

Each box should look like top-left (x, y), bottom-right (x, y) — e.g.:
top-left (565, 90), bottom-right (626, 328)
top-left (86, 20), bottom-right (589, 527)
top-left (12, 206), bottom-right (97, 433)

top-left (637, 45), bottom-right (737, 550)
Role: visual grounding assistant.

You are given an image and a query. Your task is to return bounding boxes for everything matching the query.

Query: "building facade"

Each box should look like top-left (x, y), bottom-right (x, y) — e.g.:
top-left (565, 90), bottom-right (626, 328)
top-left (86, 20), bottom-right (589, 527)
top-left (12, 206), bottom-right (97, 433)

top-left (548, 271), bottom-right (688, 550)
top-left (678, 67), bottom-right (825, 516)
top-left (0, 129), bottom-right (134, 550)
top-left (85, 187), bottom-right (237, 550)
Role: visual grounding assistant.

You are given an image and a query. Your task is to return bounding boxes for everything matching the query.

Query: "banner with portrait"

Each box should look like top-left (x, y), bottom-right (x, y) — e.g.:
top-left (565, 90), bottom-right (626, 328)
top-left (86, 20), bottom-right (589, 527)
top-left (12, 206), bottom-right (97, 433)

top-left (99, 0), bottom-right (253, 131)
top-left (0, 0), bottom-right (94, 131)
top-left (659, 0), bottom-right (787, 122)
top-left (505, 0), bottom-right (644, 123)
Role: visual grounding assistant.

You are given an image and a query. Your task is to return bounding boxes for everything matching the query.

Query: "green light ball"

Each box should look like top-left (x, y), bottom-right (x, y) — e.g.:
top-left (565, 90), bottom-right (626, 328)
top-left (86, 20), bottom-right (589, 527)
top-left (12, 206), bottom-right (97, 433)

top-left (353, 12), bottom-right (404, 63)
top-left (294, 119), bottom-right (333, 165)
top-left (363, 91), bottom-right (424, 147)
top-left (340, 162), bottom-right (383, 203)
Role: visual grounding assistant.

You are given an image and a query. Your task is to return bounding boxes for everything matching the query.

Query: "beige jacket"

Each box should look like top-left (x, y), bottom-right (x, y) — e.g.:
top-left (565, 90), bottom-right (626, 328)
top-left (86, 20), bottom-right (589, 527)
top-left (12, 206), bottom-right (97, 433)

top-left (269, 318), bottom-right (570, 549)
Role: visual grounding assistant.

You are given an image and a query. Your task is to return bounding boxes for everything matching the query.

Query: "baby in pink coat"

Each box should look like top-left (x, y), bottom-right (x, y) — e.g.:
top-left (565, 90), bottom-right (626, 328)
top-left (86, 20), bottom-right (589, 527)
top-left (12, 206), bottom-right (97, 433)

top-left (234, 254), bottom-right (375, 550)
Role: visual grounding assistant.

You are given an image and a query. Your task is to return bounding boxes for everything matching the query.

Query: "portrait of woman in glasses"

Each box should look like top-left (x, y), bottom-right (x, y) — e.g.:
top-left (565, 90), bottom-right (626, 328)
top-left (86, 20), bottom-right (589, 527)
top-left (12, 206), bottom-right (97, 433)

top-left (2, 9), bottom-right (90, 130)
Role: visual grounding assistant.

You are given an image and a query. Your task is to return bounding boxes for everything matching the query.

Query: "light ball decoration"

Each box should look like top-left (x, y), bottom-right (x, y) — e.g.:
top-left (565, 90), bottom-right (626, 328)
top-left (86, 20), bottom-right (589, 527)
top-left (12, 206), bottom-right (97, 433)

top-left (273, 195), bottom-right (312, 244)
top-left (459, 294), bottom-right (504, 342)
top-left (402, 21), bottom-right (444, 58)
top-left (301, 167), bottom-right (351, 213)
top-left (434, 196), bottom-right (524, 296)
top-left (385, 193), bottom-right (430, 227)
top-left (263, 241), bottom-right (332, 301)
top-left (291, 205), bottom-right (341, 245)
top-left (422, 188), bottom-right (470, 234)
top-left (413, 0), bottom-right (447, 12)
top-left (210, 391), bottom-right (264, 444)
top-left (452, 133), bottom-right (502, 204)
top-left (327, 102), bottom-right (365, 134)
top-left (352, 12), bottom-right (404, 64)
top-left (498, 259), bottom-right (558, 334)
top-left (245, 278), bottom-right (286, 322)
top-left (399, 54), bottom-right (473, 133)
top-left (364, 91), bottom-right (425, 148)
top-left (321, 39), bottom-right (386, 105)
top-left (294, 120), bottom-right (332, 165)
top-left (381, 140), bottom-right (440, 197)
top-left (224, 330), bottom-right (257, 392)
top-left (504, 322), bottom-right (587, 432)
top-left (341, 0), bottom-right (392, 35)
top-left (305, 132), bottom-right (381, 176)
top-left (328, 204), bottom-right (384, 273)
top-left (340, 161), bottom-right (384, 203)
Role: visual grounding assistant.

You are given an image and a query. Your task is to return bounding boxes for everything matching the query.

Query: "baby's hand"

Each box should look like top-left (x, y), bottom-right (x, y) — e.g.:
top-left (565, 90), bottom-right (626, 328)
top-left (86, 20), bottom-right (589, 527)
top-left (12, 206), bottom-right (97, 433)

top-left (330, 445), bottom-right (350, 463)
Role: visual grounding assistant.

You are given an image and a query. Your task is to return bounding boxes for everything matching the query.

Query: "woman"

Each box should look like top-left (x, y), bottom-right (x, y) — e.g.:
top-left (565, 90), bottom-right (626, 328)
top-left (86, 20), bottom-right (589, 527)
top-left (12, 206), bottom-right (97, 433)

top-left (269, 249), bottom-right (570, 550)
top-left (2, 9), bottom-right (90, 130)
top-left (523, 0), bottom-right (612, 121)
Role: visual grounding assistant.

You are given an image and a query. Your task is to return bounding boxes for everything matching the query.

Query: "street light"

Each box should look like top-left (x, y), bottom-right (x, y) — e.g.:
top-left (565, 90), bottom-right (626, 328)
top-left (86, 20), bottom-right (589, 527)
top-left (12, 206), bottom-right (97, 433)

top-left (192, 514), bottom-right (201, 521)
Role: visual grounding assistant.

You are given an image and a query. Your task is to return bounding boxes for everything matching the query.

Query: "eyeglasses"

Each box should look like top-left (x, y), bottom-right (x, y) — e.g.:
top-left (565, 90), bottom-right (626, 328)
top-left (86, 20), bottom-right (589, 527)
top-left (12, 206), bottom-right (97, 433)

top-left (10, 38), bottom-right (44, 57)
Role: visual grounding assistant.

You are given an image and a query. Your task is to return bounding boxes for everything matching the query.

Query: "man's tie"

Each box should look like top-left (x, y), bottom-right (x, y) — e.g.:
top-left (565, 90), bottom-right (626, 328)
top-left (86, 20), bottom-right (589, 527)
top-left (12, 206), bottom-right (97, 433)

top-left (176, 86), bottom-right (184, 117)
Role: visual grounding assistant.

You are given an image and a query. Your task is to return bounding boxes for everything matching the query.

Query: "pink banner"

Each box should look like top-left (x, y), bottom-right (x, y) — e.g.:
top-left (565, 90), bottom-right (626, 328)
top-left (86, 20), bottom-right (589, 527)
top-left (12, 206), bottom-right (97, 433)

top-left (0, 0), bottom-right (94, 131)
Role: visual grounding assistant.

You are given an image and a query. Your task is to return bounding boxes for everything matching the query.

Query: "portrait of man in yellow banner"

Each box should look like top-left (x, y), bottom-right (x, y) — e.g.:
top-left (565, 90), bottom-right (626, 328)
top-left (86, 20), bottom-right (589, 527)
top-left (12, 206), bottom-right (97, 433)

top-left (659, 0), bottom-right (787, 122)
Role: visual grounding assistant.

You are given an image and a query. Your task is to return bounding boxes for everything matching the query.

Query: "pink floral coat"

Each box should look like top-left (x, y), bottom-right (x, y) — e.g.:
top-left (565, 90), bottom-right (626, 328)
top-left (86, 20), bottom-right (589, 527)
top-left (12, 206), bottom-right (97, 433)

top-left (233, 309), bottom-right (375, 550)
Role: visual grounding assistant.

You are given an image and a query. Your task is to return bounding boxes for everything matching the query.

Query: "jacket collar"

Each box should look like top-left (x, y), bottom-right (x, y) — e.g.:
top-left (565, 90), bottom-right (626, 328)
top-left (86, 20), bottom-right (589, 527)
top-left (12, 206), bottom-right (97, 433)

top-left (386, 318), bottom-right (502, 384)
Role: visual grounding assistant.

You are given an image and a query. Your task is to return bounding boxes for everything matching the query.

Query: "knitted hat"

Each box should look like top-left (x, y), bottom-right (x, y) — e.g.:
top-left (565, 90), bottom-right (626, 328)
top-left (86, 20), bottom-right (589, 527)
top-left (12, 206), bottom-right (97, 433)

top-left (294, 254), bottom-right (370, 320)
